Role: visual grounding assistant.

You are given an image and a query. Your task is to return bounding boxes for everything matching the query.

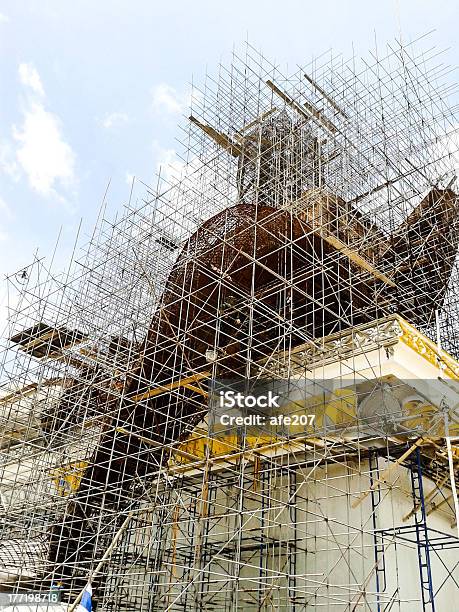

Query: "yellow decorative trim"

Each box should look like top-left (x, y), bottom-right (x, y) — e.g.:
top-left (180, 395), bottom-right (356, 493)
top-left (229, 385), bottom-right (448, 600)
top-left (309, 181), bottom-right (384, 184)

top-left (51, 461), bottom-right (88, 496)
top-left (397, 316), bottom-right (459, 380)
top-left (171, 315), bottom-right (459, 465)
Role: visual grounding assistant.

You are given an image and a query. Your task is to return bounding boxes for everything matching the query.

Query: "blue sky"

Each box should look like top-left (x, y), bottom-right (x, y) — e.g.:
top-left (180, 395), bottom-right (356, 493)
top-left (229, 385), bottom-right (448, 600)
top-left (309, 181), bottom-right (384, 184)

top-left (0, 0), bottom-right (458, 332)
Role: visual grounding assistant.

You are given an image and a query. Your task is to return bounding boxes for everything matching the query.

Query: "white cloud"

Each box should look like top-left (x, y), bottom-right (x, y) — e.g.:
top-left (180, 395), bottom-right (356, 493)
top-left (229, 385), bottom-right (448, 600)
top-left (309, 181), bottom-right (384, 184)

top-left (7, 62), bottom-right (77, 198)
top-left (153, 142), bottom-right (236, 206)
top-left (18, 63), bottom-right (45, 97)
top-left (151, 83), bottom-right (192, 115)
top-left (0, 13), bottom-right (9, 24)
top-left (13, 103), bottom-right (76, 196)
top-left (153, 141), bottom-right (187, 183)
top-left (102, 112), bottom-right (129, 129)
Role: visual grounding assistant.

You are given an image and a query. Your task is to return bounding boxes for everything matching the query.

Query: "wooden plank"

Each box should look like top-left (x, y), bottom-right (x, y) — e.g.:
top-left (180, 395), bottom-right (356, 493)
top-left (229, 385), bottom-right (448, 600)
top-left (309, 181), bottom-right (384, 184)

top-left (352, 438), bottom-right (425, 508)
top-left (234, 107), bottom-right (278, 137)
top-left (403, 473), bottom-right (449, 522)
top-left (304, 73), bottom-right (349, 119)
top-left (426, 492), bottom-right (453, 517)
top-left (266, 80), bottom-right (338, 134)
top-left (0, 377), bottom-right (63, 406)
top-left (132, 371), bottom-right (211, 403)
top-left (318, 229), bottom-right (396, 287)
top-left (189, 116), bottom-right (242, 157)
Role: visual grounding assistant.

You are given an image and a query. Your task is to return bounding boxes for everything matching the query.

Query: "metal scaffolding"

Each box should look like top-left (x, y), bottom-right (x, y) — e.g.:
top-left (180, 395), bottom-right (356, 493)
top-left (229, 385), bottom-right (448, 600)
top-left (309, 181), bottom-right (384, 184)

top-left (1, 35), bottom-right (459, 610)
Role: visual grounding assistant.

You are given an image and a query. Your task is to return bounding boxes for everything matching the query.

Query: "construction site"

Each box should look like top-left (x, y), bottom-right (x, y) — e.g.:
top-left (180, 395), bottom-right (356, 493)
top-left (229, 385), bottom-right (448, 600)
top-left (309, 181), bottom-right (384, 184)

top-left (2, 35), bottom-right (459, 611)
